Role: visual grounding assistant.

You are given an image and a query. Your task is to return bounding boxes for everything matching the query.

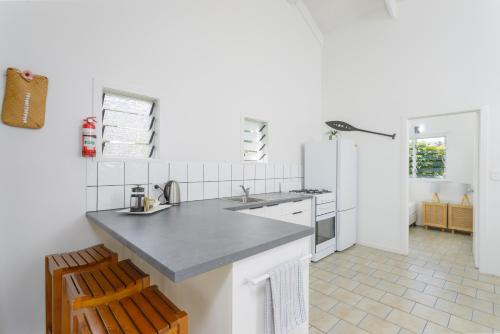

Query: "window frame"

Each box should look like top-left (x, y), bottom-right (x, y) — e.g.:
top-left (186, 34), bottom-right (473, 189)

top-left (92, 78), bottom-right (160, 161)
top-left (241, 116), bottom-right (269, 164)
top-left (409, 134), bottom-right (447, 180)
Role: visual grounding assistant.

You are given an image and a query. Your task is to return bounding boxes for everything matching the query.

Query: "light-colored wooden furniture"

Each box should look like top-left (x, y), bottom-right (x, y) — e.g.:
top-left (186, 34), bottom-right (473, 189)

top-left (45, 244), bottom-right (118, 334)
top-left (448, 204), bottom-right (473, 233)
top-left (422, 201), bottom-right (448, 231)
top-left (61, 259), bottom-right (150, 333)
top-left (73, 285), bottom-right (188, 334)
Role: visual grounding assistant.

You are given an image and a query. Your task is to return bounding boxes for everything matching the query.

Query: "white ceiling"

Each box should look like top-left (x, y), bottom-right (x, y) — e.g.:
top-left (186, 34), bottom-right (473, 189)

top-left (303, 0), bottom-right (391, 34)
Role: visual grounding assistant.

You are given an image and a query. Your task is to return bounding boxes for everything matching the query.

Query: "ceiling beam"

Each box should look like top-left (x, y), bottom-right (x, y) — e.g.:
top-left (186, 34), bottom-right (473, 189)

top-left (287, 0), bottom-right (324, 47)
top-left (384, 0), bottom-right (398, 18)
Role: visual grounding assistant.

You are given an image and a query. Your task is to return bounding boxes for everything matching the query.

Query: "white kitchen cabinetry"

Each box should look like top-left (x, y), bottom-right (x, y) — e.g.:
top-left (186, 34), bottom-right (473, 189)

top-left (237, 199), bottom-right (312, 227)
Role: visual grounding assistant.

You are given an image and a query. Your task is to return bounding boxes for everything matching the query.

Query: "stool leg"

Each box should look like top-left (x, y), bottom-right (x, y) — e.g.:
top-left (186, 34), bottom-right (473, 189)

top-left (179, 313), bottom-right (188, 334)
top-left (45, 258), bottom-right (52, 334)
top-left (52, 271), bottom-right (63, 334)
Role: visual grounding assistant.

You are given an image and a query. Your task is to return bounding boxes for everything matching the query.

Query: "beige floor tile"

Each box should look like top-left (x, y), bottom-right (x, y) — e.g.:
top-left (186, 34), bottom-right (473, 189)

top-left (358, 314), bottom-right (400, 334)
top-left (332, 276), bottom-right (361, 291)
top-left (356, 297), bottom-right (393, 319)
top-left (397, 277), bottom-right (427, 292)
top-left (409, 264), bottom-right (436, 276)
top-left (448, 315), bottom-right (492, 333)
top-left (479, 274), bottom-right (500, 286)
top-left (386, 309), bottom-right (427, 333)
top-left (444, 281), bottom-right (477, 298)
top-left (456, 294), bottom-right (494, 313)
top-left (353, 273), bottom-right (381, 288)
top-left (331, 287), bottom-right (363, 306)
top-left (472, 310), bottom-right (500, 330)
top-left (309, 326), bottom-right (324, 334)
top-left (332, 267), bottom-right (358, 279)
top-left (313, 268), bottom-right (338, 281)
top-left (435, 298), bottom-right (473, 320)
top-left (433, 271), bottom-right (463, 285)
top-left (312, 279), bottom-right (338, 295)
top-left (416, 274), bottom-right (446, 288)
top-left (380, 293), bottom-right (415, 313)
top-left (377, 280), bottom-right (407, 296)
top-left (495, 304), bottom-right (500, 317)
top-left (477, 290), bottom-right (500, 304)
top-left (391, 267), bottom-right (418, 280)
top-left (329, 302), bottom-right (367, 325)
top-left (372, 270), bottom-right (400, 283)
top-left (311, 290), bottom-right (339, 311)
top-left (463, 278), bottom-right (495, 293)
top-left (411, 303), bottom-right (450, 327)
top-left (423, 322), bottom-right (458, 334)
top-left (424, 285), bottom-right (458, 302)
top-left (328, 320), bottom-right (370, 334)
top-left (351, 264), bottom-right (376, 275)
top-left (311, 312), bottom-right (340, 332)
top-left (353, 284), bottom-right (385, 301)
top-left (404, 289), bottom-right (437, 307)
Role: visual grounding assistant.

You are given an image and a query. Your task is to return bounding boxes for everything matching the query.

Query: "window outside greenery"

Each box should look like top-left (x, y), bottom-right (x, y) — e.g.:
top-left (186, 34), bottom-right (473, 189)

top-left (409, 137), bottom-right (446, 178)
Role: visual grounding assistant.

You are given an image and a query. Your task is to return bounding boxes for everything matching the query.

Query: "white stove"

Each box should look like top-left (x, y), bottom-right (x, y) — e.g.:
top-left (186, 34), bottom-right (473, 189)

top-left (290, 189), bottom-right (337, 261)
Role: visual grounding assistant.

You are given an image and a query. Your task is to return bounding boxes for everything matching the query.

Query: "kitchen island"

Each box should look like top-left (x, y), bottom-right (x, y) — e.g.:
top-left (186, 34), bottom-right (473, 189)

top-left (87, 193), bottom-right (314, 334)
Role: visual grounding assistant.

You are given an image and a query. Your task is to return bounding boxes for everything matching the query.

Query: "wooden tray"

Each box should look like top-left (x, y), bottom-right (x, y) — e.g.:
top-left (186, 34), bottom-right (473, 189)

top-left (117, 205), bottom-right (171, 215)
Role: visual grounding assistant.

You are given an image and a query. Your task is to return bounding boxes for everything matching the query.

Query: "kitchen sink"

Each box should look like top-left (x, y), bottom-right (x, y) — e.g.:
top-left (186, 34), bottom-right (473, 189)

top-left (225, 196), bottom-right (264, 203)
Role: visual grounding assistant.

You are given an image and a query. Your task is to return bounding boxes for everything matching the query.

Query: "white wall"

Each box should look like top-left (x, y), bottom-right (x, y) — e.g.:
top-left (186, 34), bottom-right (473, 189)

top-left (0, 1), bottom-right (322, 332)
top-left (323, 0), bottom-right (500, 274)
top-left (409, 113), bottom-right (477, 225)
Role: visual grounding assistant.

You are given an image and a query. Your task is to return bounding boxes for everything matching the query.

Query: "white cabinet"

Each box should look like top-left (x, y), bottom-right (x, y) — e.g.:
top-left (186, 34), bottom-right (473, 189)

top-left (238, 199), bottom-right (312, 227)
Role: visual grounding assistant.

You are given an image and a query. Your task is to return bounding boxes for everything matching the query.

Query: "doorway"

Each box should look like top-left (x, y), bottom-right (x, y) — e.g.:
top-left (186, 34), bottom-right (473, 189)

top-left (400, 107), bottom-right (488, 269)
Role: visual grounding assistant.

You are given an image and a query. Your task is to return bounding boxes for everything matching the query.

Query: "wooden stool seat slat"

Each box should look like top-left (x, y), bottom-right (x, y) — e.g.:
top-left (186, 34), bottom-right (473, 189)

top-left (63, 259), bottom-right (150, 333)
top-left (45, 244), bottom-right (118, 334)
top-left (74, 286), bottom-right (188, 334)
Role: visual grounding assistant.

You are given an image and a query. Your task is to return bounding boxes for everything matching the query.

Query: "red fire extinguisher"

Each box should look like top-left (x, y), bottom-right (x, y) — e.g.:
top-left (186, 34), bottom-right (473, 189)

top-left (82, 117), bottom-right (97, 157)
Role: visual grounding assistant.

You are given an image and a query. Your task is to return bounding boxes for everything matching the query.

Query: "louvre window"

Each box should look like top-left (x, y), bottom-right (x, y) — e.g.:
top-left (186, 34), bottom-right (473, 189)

top-left (409, 137), bottom-right (446, 178)
top-left (101, 91), bottom-right (156, 159)
top-left (242, 117), bottom-right (268, 163)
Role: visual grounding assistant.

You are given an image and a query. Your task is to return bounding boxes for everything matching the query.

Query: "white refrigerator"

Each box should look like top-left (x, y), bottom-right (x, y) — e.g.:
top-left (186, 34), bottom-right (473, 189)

top-left (305, 138), bottom-right (358, 251)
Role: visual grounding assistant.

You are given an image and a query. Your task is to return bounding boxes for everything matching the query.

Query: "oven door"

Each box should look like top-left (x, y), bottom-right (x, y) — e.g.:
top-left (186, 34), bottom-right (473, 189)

top-left (315, 212), bottom-right (336, 253)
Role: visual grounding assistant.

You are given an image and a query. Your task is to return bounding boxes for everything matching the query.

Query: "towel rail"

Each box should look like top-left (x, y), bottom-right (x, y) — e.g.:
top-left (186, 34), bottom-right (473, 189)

top-left (247, 254), bottom-right (312, 287)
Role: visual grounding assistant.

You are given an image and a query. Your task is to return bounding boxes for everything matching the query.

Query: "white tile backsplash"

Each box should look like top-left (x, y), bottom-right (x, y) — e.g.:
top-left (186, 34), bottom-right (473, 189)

top-left (255, 164), bottom-right (265, 180)
top-left (283, 164), bottom-right (291, 178)
top-left (98, 162), bottom-right (124, 186)
top-left (265, 164), bottom-right (275, 179)
top-left (86, 187), bottom-right (97, 211)
top-left (87, 159), bottom-right (302, 212)
top-left (188, 182), bottom-right (203, 201)
top-left (219, 163), bottom-right (231, 181)
top-left (232, 164), bottom-right (244, 181)
top-left (219, 181), bottom-right (231, 198)
top-left (244, 164), bottom-right (256, 180)
top-left (86, 160), bottom-right (98, 186)
top-left (203, 163), bottom-right (218, 182)
top-left (203, 182), bottom-right (218, 199)
top-left (188, 163), bottom-right (203, 182)
top-left (125, 161), bottom-right (148, 185)
top-left (255, 180), bottom-right (265, 194)
top-left (170, 162), bottom-right (188, 182)
top-left (179, 183), bottom-right (188, 202)
top-left (98, 185), bottom-right (124, 210)
top-left (265, 179), bottom-right (275, 193)
top-left (149, 161), bottom-right (169, 184)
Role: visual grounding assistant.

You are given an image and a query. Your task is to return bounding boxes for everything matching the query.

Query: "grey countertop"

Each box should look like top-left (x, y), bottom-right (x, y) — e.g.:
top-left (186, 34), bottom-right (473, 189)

top-left (87, 193), bottom-right (314, 282)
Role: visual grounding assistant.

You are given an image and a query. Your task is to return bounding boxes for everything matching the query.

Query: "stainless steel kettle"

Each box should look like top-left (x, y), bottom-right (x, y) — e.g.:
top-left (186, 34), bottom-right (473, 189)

top-left (163, 180), bottom-right (181, 205)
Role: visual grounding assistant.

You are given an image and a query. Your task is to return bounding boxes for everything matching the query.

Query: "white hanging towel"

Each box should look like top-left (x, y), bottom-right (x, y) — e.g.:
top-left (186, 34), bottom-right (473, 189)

top-left (264, 260), bottom-right (307, 334)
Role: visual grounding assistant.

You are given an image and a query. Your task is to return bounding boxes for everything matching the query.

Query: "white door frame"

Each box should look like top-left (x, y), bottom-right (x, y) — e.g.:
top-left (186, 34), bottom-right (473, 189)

top-left (399, 106), bottom-right (489, 269)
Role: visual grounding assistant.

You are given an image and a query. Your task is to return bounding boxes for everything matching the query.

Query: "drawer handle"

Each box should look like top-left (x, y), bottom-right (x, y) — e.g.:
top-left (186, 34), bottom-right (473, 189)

top-left (293, 199), bottom-right (304, 203)
top-left (266, 203), bottom-right (279, 207)
top-left (249, 206), bottom-right (264, 210)
top-left (292, 211), bottom-right (303, 215)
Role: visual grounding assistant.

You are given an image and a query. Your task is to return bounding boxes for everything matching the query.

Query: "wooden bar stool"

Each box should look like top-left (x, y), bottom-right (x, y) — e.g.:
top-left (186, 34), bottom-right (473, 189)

top-left (73, 285), bottom-right (188, 334)
top-left (61, 259), bottom-right (150, 333)
top-left (45, 244), bottom-right (118, 334)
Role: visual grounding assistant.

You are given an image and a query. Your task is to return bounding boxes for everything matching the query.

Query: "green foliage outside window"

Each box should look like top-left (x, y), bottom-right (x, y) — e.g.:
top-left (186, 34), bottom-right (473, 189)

top-left (409, 138), bottom-right (446, 178)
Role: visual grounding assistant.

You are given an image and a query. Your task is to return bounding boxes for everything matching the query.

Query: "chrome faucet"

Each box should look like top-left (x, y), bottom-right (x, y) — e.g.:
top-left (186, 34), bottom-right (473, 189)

top-left (240, 185), bottom-right (250, 200)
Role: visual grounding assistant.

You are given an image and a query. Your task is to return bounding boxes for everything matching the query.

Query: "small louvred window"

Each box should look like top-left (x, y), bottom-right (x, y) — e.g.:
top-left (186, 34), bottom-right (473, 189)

top-left (101, 91), bottom-right (156, 159)
top-left (242, 117), bottom-right (268, 163)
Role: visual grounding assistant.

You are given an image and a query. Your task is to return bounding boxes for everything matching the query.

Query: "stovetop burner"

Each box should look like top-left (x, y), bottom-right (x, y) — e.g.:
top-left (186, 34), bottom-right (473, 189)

top-left (290, 189), bottom-right (332, 195)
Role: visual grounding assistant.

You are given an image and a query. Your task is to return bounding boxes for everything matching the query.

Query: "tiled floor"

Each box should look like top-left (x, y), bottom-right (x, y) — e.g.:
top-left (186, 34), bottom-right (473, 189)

top-left (309, 227), bottom-right (500, 333)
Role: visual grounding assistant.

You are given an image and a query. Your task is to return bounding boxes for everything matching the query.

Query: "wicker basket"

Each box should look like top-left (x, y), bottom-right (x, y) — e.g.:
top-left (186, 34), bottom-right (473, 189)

top-left (2, 68), bottom-right (48, 129)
